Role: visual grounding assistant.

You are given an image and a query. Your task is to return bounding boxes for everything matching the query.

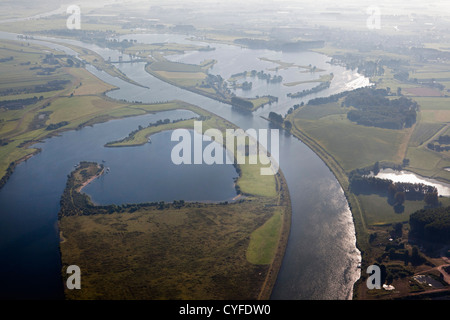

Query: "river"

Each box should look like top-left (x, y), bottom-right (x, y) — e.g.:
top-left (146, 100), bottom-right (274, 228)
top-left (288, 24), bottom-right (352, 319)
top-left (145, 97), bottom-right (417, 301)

top-left (0, 31), bottom-right (363, 300)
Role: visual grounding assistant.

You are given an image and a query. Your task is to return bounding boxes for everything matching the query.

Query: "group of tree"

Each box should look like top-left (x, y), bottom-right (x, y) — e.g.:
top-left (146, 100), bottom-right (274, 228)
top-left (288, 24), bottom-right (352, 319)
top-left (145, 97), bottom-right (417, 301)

top-left (268, 112), bottom-right (284, 125)
top-left (306, 90), bottom-right (349, 106)
top-left (32, 80), bottom-right (71, 94)
top-left (200, 74), bottom-right (232, 99)
top-left (409, 206), bottom-right (450, 243)
top-left (241, 81), bottom-right (252, 90)
top-left (344, 87), bottom-right (418, 129)
top-left (0, 56), bottom-right (14, 63)
top-left (46, 121), bottom-right (69, 131)
top-left (59, 162), bottom-right (193, 218)
top-left (231, 96), bottom-right (254, 110)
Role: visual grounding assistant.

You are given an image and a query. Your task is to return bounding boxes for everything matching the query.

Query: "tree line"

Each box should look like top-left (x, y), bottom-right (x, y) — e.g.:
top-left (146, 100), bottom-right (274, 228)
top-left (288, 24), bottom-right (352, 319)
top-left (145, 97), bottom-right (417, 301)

top-left (0, 96), bottom-right (43, 110)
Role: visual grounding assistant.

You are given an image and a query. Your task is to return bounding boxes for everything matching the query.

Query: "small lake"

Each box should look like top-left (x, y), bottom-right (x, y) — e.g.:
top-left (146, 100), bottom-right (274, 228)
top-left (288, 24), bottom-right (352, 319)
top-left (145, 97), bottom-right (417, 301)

top-left (375, 169), bottom-right (450, 197)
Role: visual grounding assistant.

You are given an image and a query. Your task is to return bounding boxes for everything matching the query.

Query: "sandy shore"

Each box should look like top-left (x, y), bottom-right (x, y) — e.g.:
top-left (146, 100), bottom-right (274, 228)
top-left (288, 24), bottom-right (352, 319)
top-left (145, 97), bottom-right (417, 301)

top-left (76, 166), bottom-right (105, 193)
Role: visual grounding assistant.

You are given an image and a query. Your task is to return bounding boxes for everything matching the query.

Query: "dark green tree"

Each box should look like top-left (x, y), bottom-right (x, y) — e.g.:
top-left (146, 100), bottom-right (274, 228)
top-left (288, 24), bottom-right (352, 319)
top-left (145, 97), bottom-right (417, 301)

top-left (424, 191), bottom-right (439, 207)
top-left (395, 191), bottom-right (406, 205)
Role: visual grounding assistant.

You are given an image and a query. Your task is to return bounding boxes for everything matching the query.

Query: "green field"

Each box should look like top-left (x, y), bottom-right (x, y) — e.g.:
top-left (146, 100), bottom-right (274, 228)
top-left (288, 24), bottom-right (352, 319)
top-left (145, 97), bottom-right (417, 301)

top-left (358, 194), bottom-right (432, 226)
top-left (292, 114), bottom-right (408, 172)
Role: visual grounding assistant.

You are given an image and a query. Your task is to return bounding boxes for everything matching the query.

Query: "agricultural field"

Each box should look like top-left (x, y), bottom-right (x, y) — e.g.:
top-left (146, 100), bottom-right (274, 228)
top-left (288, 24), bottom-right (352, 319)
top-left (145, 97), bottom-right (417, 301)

top-left (291, 112), bottom-right (409, 172)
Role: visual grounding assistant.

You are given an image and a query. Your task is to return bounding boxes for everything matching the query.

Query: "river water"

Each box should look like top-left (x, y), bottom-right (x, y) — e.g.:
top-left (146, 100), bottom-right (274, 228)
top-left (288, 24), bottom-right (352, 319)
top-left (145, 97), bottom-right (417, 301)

top-left (0, 31), bottom-right (364, 299)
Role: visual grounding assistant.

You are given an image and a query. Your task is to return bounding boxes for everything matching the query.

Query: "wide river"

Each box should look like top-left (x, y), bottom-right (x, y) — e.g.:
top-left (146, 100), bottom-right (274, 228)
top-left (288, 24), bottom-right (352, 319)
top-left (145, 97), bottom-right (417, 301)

top-left (0, 31), bottom-right (364, 299)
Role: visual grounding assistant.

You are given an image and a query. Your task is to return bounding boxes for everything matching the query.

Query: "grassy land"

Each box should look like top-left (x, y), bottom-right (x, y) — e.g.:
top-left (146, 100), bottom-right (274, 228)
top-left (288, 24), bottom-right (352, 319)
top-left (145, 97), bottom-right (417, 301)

top-left (292, 112), bottom-right (408, 172)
